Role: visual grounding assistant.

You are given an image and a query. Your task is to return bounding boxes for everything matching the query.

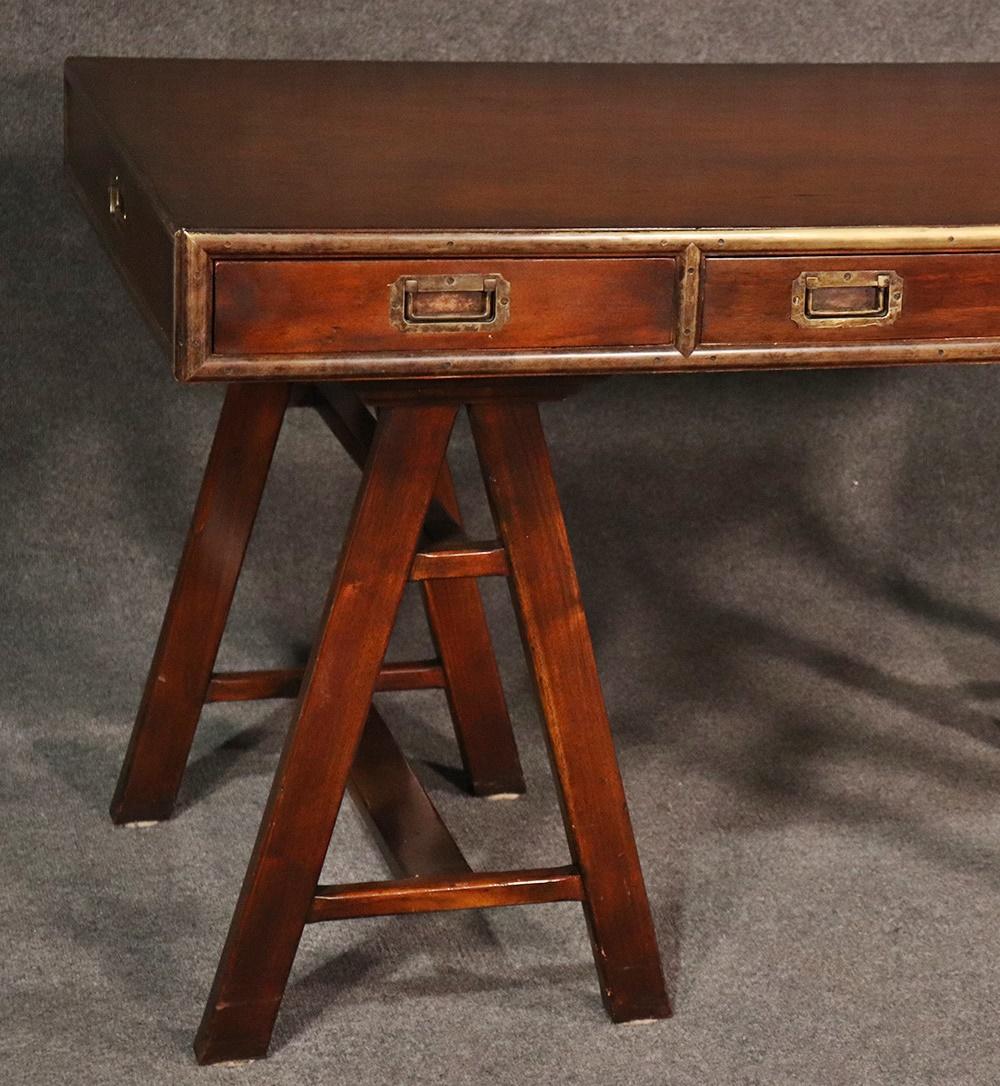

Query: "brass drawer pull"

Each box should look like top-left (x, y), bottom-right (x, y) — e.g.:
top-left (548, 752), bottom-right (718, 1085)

top-left (390, 273), bottom-right (510, 333)
top-left (791, 270), bottom-right (903, 328)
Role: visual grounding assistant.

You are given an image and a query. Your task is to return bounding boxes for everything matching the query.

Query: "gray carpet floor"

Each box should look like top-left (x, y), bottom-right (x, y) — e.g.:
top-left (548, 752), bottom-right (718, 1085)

top-left (5, 5), bottom-right (1000, 1083)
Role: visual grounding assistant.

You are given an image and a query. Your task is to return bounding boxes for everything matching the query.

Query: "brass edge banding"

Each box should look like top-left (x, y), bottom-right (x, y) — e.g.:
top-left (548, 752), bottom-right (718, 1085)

top-left (172, 229), bottom-right (185, 375)
top-left (675, 243), bottom-right (704, 356)
top-left (187, 338), bottom-right (1000, 381)
top-left (192, 225), bottom-right (1000, 258)
top-left (176, 229), bottom-right (213, 381)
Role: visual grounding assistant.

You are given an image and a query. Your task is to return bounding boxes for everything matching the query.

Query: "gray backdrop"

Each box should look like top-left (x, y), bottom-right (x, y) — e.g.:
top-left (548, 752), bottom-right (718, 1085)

top-left (5, 4), bottom-right (1000, 1084)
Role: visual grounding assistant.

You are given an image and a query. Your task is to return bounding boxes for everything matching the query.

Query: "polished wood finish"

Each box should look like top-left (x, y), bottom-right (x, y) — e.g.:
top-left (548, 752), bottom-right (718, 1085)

top-left (416, 456), bottom-right (526, 797)
top-left (193, 680), bottom-right (467, 879)
top-left (195, 404), bottom-right (457, 1064)
top-left (308, 867), bottom-right (584, 922)
top-left (205, 660), bottom-right (448, 703)
top-left (63, 58), bottom-right (1000, 232)
top-left (192, 396), bottom-right (668, 1063)
top-left (64, 58), bottom-right (1000, 382)
top-left (213, 258), bottom-right (677, 355)
top-left (702, 253), bottom-right (1000, 345)
top-left (367, 659), bottom-right (446, 692)
top-left (410, 538), bottom-right (508, 581)
top-left (347, 707), bottom-right (470, 879)
top-left (63, 68), bottom-right (173, 343)
top-left (469, 401), bottom-right (671, 1024)
top-left (205, 668), bottom-right (304, 703)
top-left (307, 383), bottom-right (376, 467)
top-left (105, 369), bottom-right (664, 1059)
top-left (110, 382), bottom-right (290, 824)
top-left (310, 384), bottom-right (525, 797)
top-left (110, 378), bottom-right (522, 820)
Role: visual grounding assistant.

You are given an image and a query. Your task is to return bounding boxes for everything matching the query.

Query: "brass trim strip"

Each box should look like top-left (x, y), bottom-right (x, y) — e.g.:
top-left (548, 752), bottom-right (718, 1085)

top-left (186, 225), bottom-right (1000, 258)
top-left (675, 242), bottom-right (704, 356)
top-left (184, 339), bottom-right (1000, 382)
top-left (175, 230), bottom-right (213, 381)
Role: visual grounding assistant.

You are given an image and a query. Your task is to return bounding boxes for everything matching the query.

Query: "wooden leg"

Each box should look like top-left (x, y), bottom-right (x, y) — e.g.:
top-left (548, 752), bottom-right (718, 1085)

top-left (110, 383), bottom-right (291, 825)
top-left (348, 706), bottom-right (471, 879)
top-left (469, 401), bottom-right (671, 1023)
top-left (194, 404), bottom-right (457, 1065)
top-left (422, 464), bottom-right (525, 796)
top-left (312, 385), bottom-right (524, 796)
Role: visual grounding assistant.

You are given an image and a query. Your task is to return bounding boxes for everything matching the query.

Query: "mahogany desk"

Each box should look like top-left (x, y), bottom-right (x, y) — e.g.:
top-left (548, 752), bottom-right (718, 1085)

top-left (64, 58), bottom-right (1000, 1063)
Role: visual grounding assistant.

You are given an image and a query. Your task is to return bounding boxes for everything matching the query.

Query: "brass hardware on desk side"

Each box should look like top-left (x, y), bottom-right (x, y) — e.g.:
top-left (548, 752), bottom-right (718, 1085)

top-left (107, 174), bottom-right (126, 226)
top-left (675, 242), bottom-right (705, 356)
top-left (791, 270), bottom-right (903, 328)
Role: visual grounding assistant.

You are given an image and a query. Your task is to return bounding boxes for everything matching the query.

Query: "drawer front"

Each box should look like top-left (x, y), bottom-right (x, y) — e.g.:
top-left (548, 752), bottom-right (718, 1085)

top-left (701, 253), bottom-right (1000, 345)
top-left (212, 258), bottom-right (676, 355)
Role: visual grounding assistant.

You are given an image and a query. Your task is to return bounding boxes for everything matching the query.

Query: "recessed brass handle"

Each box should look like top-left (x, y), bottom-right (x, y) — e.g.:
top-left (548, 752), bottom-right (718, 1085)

top-left (792, 270), bottom-right (903, 328)
top-left (390, 273), bottom-right (510, 333)
top-left (108, 174), bottom-right (127, 226)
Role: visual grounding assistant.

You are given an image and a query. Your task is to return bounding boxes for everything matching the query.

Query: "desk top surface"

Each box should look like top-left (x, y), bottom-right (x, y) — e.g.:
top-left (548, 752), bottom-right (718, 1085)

top-left (65, 57), bottom-right (1000, 233)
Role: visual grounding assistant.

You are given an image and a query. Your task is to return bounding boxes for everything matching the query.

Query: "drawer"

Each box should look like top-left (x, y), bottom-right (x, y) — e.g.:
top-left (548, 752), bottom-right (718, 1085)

top-left (701, 253), bottom-right (1000, 346)
top-left (212, 258), bottom-right (677, 355)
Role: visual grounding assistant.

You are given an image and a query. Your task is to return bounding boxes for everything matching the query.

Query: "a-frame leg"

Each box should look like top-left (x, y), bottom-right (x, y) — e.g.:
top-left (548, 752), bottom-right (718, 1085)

top-left (112, 380), bottom-right (522, 827)
top-left (194, 404), bottom-right (457, 1065)
top-left (469, 401), bottom-right (671, 1023)
top-left (311, 385), bottom-right (524, 796)
top-left (110, 382), bottom-right (291, 825)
